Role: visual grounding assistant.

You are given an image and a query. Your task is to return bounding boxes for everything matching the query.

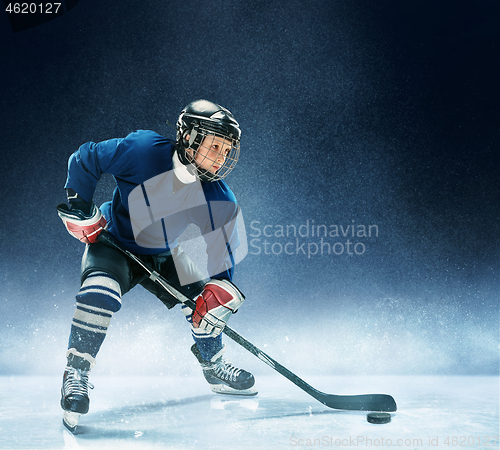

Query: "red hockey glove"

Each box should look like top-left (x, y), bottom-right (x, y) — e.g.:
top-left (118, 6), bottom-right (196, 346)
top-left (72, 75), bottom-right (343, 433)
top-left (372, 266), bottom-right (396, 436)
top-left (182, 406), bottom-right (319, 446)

top-left (192, 279), bottom-right (245, 337)
top-left (57, 202), bottom-right (107, 244)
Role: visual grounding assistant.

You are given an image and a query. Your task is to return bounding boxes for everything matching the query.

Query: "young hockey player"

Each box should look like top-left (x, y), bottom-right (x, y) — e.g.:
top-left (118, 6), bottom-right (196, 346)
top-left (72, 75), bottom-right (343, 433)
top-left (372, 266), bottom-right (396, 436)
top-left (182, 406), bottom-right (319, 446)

top-left (57, 100), bottom-right (256, 432)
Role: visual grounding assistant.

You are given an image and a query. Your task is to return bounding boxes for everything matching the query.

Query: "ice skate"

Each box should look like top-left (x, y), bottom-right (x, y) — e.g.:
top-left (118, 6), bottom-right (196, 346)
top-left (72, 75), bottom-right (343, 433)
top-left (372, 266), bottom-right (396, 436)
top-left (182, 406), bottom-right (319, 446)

top-left (191, 344), bottom-right (257, 396)
top-left (60, 349), bottom-right (95, 432)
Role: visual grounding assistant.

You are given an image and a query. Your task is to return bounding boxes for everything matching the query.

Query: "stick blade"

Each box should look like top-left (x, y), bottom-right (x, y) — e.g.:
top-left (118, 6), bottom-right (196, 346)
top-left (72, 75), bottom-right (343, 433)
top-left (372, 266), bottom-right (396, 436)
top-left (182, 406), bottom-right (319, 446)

top-left (320, 393), bottom-right (397, 412)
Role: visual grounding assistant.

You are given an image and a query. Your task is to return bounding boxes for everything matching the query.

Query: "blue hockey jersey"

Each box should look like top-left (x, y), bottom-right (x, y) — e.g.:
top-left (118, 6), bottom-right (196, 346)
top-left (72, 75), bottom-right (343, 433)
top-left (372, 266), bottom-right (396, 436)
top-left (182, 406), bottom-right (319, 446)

top-left (64, 130), bottom-right (240, 280)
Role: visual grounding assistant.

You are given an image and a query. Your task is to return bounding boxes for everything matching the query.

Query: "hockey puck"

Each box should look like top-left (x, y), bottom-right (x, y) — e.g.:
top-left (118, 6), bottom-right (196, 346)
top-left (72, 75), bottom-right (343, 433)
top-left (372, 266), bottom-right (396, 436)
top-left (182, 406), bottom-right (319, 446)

top-left (367, 412), bottom-right (391, 424)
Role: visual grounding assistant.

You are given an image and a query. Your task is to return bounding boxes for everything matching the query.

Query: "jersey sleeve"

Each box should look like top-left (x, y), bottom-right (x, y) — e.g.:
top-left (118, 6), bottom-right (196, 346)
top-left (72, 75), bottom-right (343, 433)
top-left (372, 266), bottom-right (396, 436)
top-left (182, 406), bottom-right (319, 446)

top-left (64, 130), bottom-right (167, 203)
top-left (64, 138), bottom-right (124, 202)
top-left (205, 206), bottom-right (238, 281)
top-left (197, 182), bottom-right (241, 282)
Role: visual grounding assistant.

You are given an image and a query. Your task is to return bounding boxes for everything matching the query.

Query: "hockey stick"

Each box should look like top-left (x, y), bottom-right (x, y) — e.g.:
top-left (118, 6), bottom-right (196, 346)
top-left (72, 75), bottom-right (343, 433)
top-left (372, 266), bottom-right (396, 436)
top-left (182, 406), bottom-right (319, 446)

top-left (97, 231), bottom-right (397, 412)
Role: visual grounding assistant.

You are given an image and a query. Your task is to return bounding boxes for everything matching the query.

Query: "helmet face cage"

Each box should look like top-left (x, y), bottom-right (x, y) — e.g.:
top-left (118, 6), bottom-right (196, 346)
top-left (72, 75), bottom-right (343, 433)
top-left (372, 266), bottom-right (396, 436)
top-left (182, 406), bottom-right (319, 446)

top-left (176, 101), bottom-right (241, 183)
top-left (185, 126), bottom-right (240, 183)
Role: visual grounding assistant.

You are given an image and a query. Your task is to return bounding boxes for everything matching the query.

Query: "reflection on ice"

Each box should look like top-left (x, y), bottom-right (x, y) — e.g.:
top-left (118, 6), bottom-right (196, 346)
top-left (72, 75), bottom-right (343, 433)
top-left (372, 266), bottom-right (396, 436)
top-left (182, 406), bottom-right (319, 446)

top-left (210, 397), bottom-right (260, 411)
top-left (0, 375), bottom-right (498, 450)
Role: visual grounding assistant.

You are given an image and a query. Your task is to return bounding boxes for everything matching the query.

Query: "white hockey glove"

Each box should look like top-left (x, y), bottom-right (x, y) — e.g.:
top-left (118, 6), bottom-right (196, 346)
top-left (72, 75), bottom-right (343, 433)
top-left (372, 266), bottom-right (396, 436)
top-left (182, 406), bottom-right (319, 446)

top-left (192, 279), bottom-right (245, 337)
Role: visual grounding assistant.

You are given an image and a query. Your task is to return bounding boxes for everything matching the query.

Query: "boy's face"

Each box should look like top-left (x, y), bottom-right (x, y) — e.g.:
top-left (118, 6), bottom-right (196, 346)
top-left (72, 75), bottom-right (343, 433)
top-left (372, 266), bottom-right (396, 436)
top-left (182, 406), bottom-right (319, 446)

top-left (186, 134), bottom-right (233, 175)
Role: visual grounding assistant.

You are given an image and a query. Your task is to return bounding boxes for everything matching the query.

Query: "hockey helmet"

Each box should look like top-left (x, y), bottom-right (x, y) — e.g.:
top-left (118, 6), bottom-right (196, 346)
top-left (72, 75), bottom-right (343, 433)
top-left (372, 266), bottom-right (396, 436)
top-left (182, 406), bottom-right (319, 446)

top-left (175, 99), bottom-right (241, 182)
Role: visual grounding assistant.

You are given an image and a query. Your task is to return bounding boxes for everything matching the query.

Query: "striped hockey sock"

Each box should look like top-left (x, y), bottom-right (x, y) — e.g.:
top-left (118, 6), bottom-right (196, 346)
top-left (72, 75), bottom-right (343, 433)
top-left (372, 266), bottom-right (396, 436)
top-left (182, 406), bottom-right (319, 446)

top-left (68, 271), bottom-right (122, 358)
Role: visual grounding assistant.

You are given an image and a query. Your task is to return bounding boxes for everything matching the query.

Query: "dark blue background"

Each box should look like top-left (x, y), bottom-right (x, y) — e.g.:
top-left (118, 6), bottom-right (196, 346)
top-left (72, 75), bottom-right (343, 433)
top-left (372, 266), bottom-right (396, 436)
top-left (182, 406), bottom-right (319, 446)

top-left (0, 0), bottom-right (498, 376)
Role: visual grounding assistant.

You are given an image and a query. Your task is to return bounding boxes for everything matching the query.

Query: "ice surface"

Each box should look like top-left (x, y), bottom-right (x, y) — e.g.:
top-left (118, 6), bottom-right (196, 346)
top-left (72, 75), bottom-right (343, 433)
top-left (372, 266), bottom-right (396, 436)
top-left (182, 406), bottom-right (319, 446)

top-left (0, 375), bottom-right (498, 450)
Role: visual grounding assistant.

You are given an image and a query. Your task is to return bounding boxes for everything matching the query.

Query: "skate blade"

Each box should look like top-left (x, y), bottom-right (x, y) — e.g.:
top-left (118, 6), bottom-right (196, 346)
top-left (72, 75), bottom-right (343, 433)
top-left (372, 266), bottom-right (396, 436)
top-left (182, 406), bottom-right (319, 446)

top-left (63, 411), bottom-right (81, 433)
top-left (209, 383), bottom-right (258, 396)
